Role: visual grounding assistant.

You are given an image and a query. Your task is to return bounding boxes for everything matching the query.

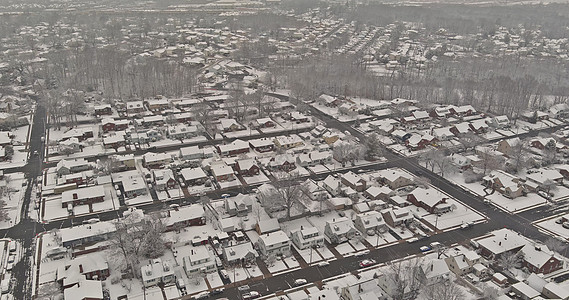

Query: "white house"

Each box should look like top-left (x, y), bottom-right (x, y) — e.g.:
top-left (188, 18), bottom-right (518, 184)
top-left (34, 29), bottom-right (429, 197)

top-left (182, 246), bottom-right (217, 275)
top-left (141, 258), bottom-right (175, 287)
top-left (324, 217), bottom-right (358, 244)
top-left (290, 226), bottom-right (325, 250)
top-left (257, 230), bottom-right (291, 257)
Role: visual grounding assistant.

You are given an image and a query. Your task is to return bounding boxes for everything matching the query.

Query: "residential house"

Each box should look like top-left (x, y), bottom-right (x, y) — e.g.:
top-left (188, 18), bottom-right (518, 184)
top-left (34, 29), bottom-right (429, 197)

top-left (322, 175), bottom-right (342, 196)
top-left (476, 228), bottom-right (527, 259)
top-left (217, 139), bottom-right (250, 157)
top-left (497, 137), bottom-right (521, 157)
top-left (445, 250), bottom-right (481, 276)
top-left (102, 134), bottom-right (126, 149)
top-left (341, 278), bottom-right (386, 300)
top-left (152, 169), bottom-right (177, 191)
top-left (407, 187), bottom-right (452, 214)
top-left (274, 135), bottom-right (304, 149)
top-left (220, 118), bottom-right (244, 132)
top-left (267, 154), bottom-right (296, 172)
top-left (59, 137), bottom-right (82, 154)
top-left (487, 115), bottom-right (510, 128)
top-left (530, 137), bottom-right (556, 150)
top-left (543, 282), bottom-right (569, 300)
top-left (324, 217), bottom-right (357, 244)
top-left (450, 105), bottom-right (476, 116)
top-left (518, 243), bottom-right (563, 274)
top-left (180, 167), bottom-right (208, 186)
top-left (354, 211), bottom-right (387, 236)
top-left (525, 169), bottom-right (563, 192)
top-left (381, 207), bottom-right (413, 227)
top-left (122, 176), bottom-right (147, 198)
top-left (483, 170), bottom-right (525, 199)
top-left (165, 204), bottom-right (205, 230)
top-left (63, 279), bottom-right (104, 300)
top-left (167, 124), bottom-right (199, 140)
top-left (364, 186), bottom-right (394, 201)
top-left (61, 186), bottom-right (105, 209)
top-left (56, 158), bottom-right (91, 176)
top-left (142, 152), bottom-right (172, 169)
top-left (377, 169), bottom-right (413, 189)
top-left (249, 138), bottom-right (275, 153)
top-left (211, 162), bottom-right (235, 182)
top-left (182, 246), bottom-right (217, 275)
top-left (257, 230), bottom-right (291, 257)
top-left (256, 218), bottom-right (281, 235)
top-left (341, 171), bottom-right (367, 192)
top-left (145, 98), bottom-right (170, 112)
top-left (126, 101), bottom-right (145, 115)
top-left (141, 115), bottom-right (165, 128)
top-left (255, 117), bottom-right (275, 128)
top-left (224, 193), bottom-right (253, 217)
top-left (141, 258), bottom-right (175, 287)
top-left (290, 112), bottom-right (309, 123)
top-left (94, 104), bottom-right (113, 116)
top-left (59, 222), bottom-right (116, 248)
top-left (511, 282), bottom-right (540, 300)
top-left (235, 159), bottom-right (260, 177)
top-left (223, 242), bottom-right (258, 265)
top-left (290, 226), bottom-right (325, 250)
top-left (56, 253), bottom-right (110, 289)
top-left (420, 259), bottom-right (450, 286)
top-left (101, 118), bottom-right (129, 133)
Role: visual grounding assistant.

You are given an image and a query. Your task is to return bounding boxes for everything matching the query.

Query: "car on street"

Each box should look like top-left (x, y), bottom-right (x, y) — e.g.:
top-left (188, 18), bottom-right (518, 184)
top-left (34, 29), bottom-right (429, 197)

top-left (556, 218), bottom-right (564, 224)
top-left (238, 285), bottom-right (250, 292)
top-left (317, 261), bottom-right (330, 267)
top-left (420, 246), bottom-right (432, 252)
top-left (242, 291), bottom-right (260, 300)
top-left (293, 279), bottom-right (308, 286)
top-left (211, 288), bottom-right (224, 295)
top-left (407, 237), bottom-right (419, 243)
top-left (193, 291), bottom-right (209, 300)
top-left (358, 259), bottom-right (376, 268)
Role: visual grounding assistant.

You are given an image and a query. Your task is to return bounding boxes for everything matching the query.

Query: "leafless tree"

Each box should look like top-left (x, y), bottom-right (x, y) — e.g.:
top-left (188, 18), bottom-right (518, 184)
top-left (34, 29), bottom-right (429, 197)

top-left (414, 176), bottom-right (431, 189)
top-left (508, 141), bottom-right (527, 174)
top-left (480, 286), bottom-right (500, 300)
top-left (545, 237), bottom-right (567, 254)
top-left (258, 172), bottom-right (309, 220)
top-left (36, 282), bottom-right (62, 300)
top-left (385, 258), bottom-right (425, 300)
top-left (457, 132), bottom-right (483, 152)
top-left (423, 280), bottom-right (465, 300)
top-left (497, 251), bottom-right (521, 271)
top-left (479, 148), bottom-right (503, 175)
top-left (365, 133), bottom-right (384, 160)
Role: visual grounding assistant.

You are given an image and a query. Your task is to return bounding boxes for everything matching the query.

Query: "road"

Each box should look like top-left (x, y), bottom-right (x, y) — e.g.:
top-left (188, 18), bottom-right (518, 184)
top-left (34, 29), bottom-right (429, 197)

top-left (0, 96), bottom-right (565, 300)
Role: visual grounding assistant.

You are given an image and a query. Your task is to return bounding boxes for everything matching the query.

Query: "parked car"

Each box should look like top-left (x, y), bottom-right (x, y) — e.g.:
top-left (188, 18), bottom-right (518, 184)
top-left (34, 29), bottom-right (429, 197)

top-left (420, 245), bottom-right (432, 252)
top-left (407, 237), bottom-right (419, 243)
top-left (242, 291), bottom-right (260, 300)
top-left (563, 222), bottom-right (569, 229)
top-left (238, 285), bottom-right (250, 292)
top-left (358, 259), bottom-right (376, 268)
top-left (556, 218), bottom-right (564, 224)
top-left (211, 288), bottom-right (224, 295)
top-left (293, 279), bottom-right (308, 286)
top-left (193, 291), bottom-right (209, 300)
top-left (317, 261), bottom-right (330, 267)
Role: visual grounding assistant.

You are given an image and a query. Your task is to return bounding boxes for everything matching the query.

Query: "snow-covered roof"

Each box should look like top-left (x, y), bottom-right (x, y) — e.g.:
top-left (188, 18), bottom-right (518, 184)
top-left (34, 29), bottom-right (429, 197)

top-left (64, 279), bottom-right (103, 300)
top-left (59, 222), bottom-right (116, 244)
top-left (166, 204), bottom-right (204, 226)
top-left (477, 228), bottom-right (527, 255)
top-left (258, 230), bottom-right (290, 247)
top-left (180, 167), bottom-right (207, 181)
top-left (61, 185), bottom-right (105, 204)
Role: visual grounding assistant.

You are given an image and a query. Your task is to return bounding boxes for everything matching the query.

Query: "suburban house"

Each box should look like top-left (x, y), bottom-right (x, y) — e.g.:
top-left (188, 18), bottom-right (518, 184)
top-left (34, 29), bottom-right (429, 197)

top-left (59, 222), bottom-right (116, 248)
top-left (407, 187), bottom-right (452, 214)
top-left (324, 217), bottom-right (357, 244)
top-left (222, 242), bottom-right (258, 265)
top-left (142, 152), bottom-right (172, 169)
top-left (224, 194), bottom-right (253, 217)
top-left (180, 167), bottom-right (208, 186)
top-left (220, 118), bottom-right (244, 132)
top-left (525, 169), bottom-right (563, 192)
top-left (476, 228), bottom-right (528, 259)
top-left (483, 170), bottom-right (525, 199)
top-left (274, 135), bottom-right (304, 149)
top-left (341, 171), bottom-right (367, 192)
top-left (518, 243), bottom-right (563, 274)
top-left (419, 259), bottom-right (451, 286)
top-left (235, 159), bottom-right (260, 177)
top-left (353, 211), bottom-right (387, 236)
top-left (267, 154), bottom-right (296, 172)
top-left (290, 226), bottom-right (325, 250)
top-left (165, 204), bottom-right (205, 230)
top-left (56, 158), bottom-right (91, 176)
top-left (322, 175), bottom-right (342, 196)
top-left (141, 258), bottom-right (175, 287)
top-left (217, 139), bottom-right (250, 157)
top-left (363, 186), bottom-right (393, 201)
top-left (341, 277), bottom-right (386, 300)
top-left (249, 138), bottom-right (276, 153)
top-left (101, 118), bottom-right (130, 133)
top-left (381, 207), bottom-right (414, 227)
top-left (111, 154), bottom-right (136, 172)
top-left (377, 169), bottom-right (414, 189)
top-left (255, 218), bottom-right (281, 235)
top-left (257, 230), bottom-right (291, 257)
top-left (445, 250), bottom-right (481, 276)
top-left (182, 246), bottom-right (217, 275)
top-left (497, 137), bottom-right (521, 157)
top-left (122, 176), bottom-right (147, 198)
top-left (94, 104), bottom-right (112, 116)
top-left (152, 169), bottom-right (177, 191)
top-left (255, 117), bottom-right (275, 128)
top-left (56, 253), bottom-right (110, 289)
top-left (211, 162), bottom-right (236, 182)
top-left (61, 186), bottom-right (105, 209)
top-left (63, 279), bottom-right (104, 300)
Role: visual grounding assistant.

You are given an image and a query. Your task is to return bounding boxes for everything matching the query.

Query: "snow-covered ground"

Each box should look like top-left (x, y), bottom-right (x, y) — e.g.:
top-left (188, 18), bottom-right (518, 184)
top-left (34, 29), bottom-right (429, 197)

top-left (0, 173), bottom-right (27, 229)
top-left (533, 213), bottom-right (569, 241)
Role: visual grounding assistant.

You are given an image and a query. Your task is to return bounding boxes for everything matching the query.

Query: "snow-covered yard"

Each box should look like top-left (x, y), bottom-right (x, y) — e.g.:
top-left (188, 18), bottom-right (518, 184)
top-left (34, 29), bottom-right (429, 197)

top-left (486, 192), bottom-right (546, 214)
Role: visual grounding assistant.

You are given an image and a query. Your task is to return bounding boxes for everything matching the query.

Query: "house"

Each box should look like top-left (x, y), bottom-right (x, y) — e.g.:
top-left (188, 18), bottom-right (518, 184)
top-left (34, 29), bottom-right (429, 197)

top-left (180, 167), bottom-right (208, 186)
top-left (319, 94), bottom-right (341, 107)
top-left (102, 134), bottom-right (126, 149)
top-left (0, 131), bottom-right (11, 146)
top-left (290, 112), bottom-right (309, 123)
top-left (353, 211), bottom-right (387, 236)
top-left (469, 119), bottom-right (489, 134)
top-left (255, 117), bottom-right (275, 128)
top-left (530, 137), bottom-right (556, 150)
top-left (57, 158), bottom-right (91, 176)
top-left (525, 169), bottom-right (563, 192)
top-left (217, 139), bottom-right (250, 157)
top-left (381, 207), bottom-right (414, 227)
top-left (476, 228), bottom-right (527, 259)
top-left (63, 279), bottom-right (104, 300)
top-left (165, 204), bottom-right (205, 229)
top-left (497, 137), bottom-right (521, 157)
top-left (122, 176), bottom-right (147, 199)
top-left (182, 246), bottom-right (217, 275)
top-left (341, 171), bottom-right (367, 192)
top-left (179, 146), bottom-right (204, 161)
top-left (167, 124), bottom-right (199, 140)
top-left (322, 175), bottom-right (342, 196)
top-left (377, 169), bottom-right (414, 189)
top-left (61, 128), bottom-right (94, 142)
top-left (290, 226), bottom-right (325, 250)
top-left (256, 218), bottom-right (281, 235)
top-left (450, 105), bottom-right (476, 116)
top-left (249, 138), bottom-right (275, 153)
top-left (511, 282), bottom-right (540, 300)
top-left (94, 104), bottom-right (112, 116)
top-left (58, 137), bottom-right (82, 154)
top-left (59, 222), bottom-right (116, 248)
top-left (518, 243), bottom-right (563, 274)
top-left (407, 187), bottom-right (452, 214)
top-left (483, 170), bottom-right (525, 199)
top-left (61, 186), bottom-right (105, 209)
top-left (257, 230), bottom-right (291, 257)
top-left (274, 135), bottom-right (304, 149)
top-left (488, 115), bottom-right (510, 128)
top-left (267, 154), bottom-right (296, 172)
top-left (445, 250), bottom-right (480, 276)
top-left (56, 253), bottom-right (110, 288)
top-left (142, 152), bottom-right (172, 169)
top-left (341, 277), bottom-right (385, 300)
top-left (450, 122), bottom-right (472, 136)
top-left (324, 217), bottom-right (357, 244)
top-left (211, 162), bottom-right (235, 182)
top-left (223, 242), bottom-right (258, 265)
top-left (101, 118), bottom-right (129, 133)
top-left (220, 118), bottom-right (244, 132)
top-left (549, 103), bottom-right (569, 119)
top-left (389, 195), bottom-right (410, 208)
top-left (152, 169), bottom-right (177, 191)
top-left (420, 259), bottom-right (450, 286)
top-left (145, 98), bottom-right (170, 112)
top-left (235, 159), bottom-right (260, 177)
top-left (126, 101), bottom-right (145, 114)
top-left (543, 282), bottom-right (569, 300)
top-left (224, 193), bottom-right (253, 217)
top-left (141, 258), bottom-right (175, 287)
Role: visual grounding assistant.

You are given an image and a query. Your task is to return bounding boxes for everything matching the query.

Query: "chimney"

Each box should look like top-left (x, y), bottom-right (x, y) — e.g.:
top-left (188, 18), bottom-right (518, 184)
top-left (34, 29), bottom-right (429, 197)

top-left (499, 241), bottom-right (502, 246)
top-left (301, 225), bottom-right (304, 230)
top-left (358, 283), bottom-right (362, 293)
top-left (73, 193), bottom-right (78, 199)
top-left (79, 264), bottom-right (83, 273)
top-left (431, 263), bottom-right (433, 271)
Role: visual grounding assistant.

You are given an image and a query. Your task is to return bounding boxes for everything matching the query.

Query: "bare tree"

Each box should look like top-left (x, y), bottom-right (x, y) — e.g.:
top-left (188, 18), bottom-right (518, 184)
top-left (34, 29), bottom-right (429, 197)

top-left (497, 251), bottom-right (521, 271)
top-left (258, 172), bottom-right (309, 220)
top-left (423, 280), bottom-right (465, 300)
top-left (480, 286), bottom-right (500, 300)
top-left (36, 282), bottom-right (62, 300)
top-left (365, 133), bottom-right (383, 160)
top-left (545, 237), bottom-right (567, 254)
top-left (508, 141), bottom-right (527, 174)
top-left (479, 148), bottom-right (504, 175)
top-left (108, 212), bottom-right (166, 279)
top-left (457, 132), bottom-right (483, 152)
top-left (0, 198), bottom-right (9, 222)
top-left (414, 176), bottom-right (431, 189)
top-left (384, 258), bottom-right (425, 300)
